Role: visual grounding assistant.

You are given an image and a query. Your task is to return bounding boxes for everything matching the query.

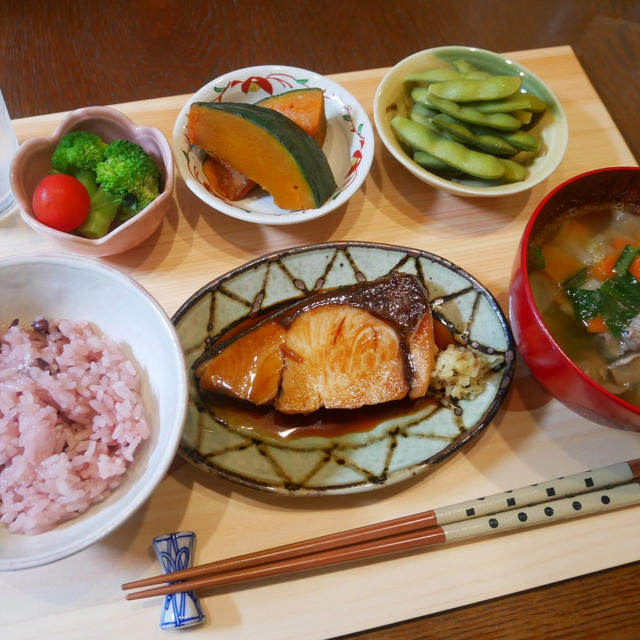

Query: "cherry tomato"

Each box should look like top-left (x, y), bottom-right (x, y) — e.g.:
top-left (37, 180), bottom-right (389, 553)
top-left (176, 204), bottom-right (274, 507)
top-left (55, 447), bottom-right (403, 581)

top-left (32, 174), bottom-right (91, 232)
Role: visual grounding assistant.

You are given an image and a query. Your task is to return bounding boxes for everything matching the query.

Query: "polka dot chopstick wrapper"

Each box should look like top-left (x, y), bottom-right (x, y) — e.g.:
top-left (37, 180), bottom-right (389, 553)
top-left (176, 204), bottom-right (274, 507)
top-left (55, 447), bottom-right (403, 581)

top-left (433, 459), bottom-right (640, 529)
top-left (441, 463), bottom-right (640, 543)
top-left (123, 459), bottom-right (640, 600)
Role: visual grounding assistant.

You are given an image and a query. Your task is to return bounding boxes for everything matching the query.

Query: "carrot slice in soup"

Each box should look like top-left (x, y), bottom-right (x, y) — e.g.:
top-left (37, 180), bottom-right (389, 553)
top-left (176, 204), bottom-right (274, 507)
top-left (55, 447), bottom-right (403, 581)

top-left (586, 315), bottom-right (608, 333)
top-left (590, 253), bottom-right (618, 281)
top-left (611, 236), bottom-right (636, 251)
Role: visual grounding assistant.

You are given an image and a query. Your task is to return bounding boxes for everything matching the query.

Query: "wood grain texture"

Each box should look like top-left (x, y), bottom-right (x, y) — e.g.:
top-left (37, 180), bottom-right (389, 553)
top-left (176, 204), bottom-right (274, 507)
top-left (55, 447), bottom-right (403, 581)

top-left (2, 3), bottom-right (640, 639)
top-left (1, 0), bottom-right (639, 163)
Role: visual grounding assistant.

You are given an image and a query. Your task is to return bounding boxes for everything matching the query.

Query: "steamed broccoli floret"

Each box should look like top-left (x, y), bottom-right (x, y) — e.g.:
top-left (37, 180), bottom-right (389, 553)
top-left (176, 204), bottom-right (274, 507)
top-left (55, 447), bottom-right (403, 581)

top-left (50, 131), bottom-right (122, 238)
top-left (51, 131), bottom-right (106, 175)
top-left (49, 132), bottom-right (161, 238)
top-left (95, 139), bottom-right (161, 220)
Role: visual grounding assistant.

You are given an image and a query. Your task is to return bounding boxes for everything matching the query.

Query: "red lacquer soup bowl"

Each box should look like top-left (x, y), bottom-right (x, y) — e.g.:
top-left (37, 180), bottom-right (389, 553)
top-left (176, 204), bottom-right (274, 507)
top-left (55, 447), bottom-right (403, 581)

top-left (509, 166), bottom-right (640, 431)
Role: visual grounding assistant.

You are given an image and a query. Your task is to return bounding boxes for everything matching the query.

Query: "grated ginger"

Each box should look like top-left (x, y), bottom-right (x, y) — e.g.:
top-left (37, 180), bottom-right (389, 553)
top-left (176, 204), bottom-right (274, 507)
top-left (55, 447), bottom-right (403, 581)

top-left (430, 344), bottom-right (491, 400)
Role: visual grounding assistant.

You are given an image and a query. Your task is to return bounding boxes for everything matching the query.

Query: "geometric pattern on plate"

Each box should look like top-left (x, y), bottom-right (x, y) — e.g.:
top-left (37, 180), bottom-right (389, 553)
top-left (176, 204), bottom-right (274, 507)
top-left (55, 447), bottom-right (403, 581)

top-left (173, 241), bottom-right (516, 496)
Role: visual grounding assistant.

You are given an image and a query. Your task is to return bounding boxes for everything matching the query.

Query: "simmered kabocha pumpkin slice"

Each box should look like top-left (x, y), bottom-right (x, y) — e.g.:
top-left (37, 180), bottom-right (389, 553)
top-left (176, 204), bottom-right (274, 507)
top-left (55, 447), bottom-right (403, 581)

top-left (186, 102), bottom-right (337, 210)
top-left (258, 88), bottom-right (327, 146)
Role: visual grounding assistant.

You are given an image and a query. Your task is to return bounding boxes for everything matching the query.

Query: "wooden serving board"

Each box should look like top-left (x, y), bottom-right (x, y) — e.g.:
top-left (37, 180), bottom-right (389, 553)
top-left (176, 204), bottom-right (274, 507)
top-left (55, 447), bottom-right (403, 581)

top-left (3, 46), bottom-right (640, 640)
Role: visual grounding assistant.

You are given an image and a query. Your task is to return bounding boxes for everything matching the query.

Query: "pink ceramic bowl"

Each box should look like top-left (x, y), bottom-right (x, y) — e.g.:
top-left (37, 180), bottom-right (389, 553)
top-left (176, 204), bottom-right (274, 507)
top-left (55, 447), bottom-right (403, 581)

top-left (509, 166), bottom-right (640, 432)
top-left (10, 106), bottom-right (174, 256)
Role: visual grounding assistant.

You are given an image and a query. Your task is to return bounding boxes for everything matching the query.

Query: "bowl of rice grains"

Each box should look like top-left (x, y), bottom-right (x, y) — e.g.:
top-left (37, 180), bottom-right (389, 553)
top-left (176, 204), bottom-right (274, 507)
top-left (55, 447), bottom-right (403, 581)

top-left (0, 253), bottom-right (187, 570)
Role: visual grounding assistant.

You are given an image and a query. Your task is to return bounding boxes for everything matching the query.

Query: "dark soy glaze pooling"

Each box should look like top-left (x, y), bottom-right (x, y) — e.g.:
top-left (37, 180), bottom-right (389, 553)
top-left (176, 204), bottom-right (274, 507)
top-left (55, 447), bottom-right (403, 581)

top-left (200, 393), bottom-right (439, 441)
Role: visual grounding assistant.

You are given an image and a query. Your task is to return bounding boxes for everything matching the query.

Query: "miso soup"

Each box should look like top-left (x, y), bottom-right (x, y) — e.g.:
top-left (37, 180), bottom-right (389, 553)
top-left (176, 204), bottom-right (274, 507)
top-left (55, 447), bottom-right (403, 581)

top-left (528, 202), bottom-right (640, 407)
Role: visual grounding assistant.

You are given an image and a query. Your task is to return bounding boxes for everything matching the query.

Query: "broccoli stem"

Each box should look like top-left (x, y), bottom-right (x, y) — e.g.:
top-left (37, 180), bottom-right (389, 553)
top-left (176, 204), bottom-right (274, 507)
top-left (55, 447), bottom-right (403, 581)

top-left (73, 169), bottom-right (98, 197)
top-left (77, 186), bottom-right (122, 238)
top-left (71, 169), bottom-right (122, 238)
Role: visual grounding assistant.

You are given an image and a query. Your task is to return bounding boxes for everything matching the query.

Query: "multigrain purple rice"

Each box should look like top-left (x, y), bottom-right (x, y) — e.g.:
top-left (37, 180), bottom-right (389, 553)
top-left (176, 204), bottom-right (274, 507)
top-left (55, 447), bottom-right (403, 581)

top-left (0, 317), bottom-right (149, 535)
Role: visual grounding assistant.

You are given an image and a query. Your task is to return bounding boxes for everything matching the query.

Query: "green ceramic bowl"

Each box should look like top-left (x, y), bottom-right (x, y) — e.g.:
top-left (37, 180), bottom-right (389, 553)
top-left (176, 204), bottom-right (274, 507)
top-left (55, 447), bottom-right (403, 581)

top-left (173, 242), bottom-right (515, 496)
top-left (373, 46), bottom-right (568, 197)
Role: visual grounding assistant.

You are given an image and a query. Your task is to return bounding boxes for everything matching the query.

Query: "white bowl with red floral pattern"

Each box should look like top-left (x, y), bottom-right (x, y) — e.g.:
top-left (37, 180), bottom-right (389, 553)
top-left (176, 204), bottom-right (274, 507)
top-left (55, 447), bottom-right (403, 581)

top-left (172, 65), bottom-right (374, 225)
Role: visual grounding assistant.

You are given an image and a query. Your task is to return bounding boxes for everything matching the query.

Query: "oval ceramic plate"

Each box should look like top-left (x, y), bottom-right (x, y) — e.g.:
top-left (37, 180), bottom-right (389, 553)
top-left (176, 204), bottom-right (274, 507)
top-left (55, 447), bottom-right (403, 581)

top-left (173, 242), bottom-right (515, 496)
top-left (374, 46), bottom-right (568, 197)
top-left (172, 65), bottom-right (374, 225)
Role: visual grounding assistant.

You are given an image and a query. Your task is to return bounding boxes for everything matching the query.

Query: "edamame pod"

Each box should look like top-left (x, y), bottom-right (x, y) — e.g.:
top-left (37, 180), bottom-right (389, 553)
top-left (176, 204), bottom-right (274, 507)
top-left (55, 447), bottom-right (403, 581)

top-left (503, 130), bottom-right (540, 152)
top-left (463, 71), bottom-right (492, 80)
top-left (452, 59), bottom-right (477, 73)
top-left (428, 75), bottom-right (522, 102)
top-left (500, 158), bottom-right (527, 182)
top-left (391, 115), bottom-right (506, 180)
top-left (409, 110), bottom-right (435, 129)
top-left (411, 102), bottom-right (439, 119)
top-left (466, 93), bottom-right (548, 114)
top-left (405, 68), bottom-right (463, 84)
top-left (513, 110), bottom-right (533, 125)
top-left (523, 93), bottom-right (547, 112)
top-left (410, 104), bottom-right (440, 130)
top-left (466, 124), bottom-right (541, 152)
top-left (429, 114), bottom-right (518, 156)
top-left (498, 129), bottom-right (541, 152)
top-left (394, 57), bottom-right (550, 186)
top-left (412, 150), bottom-right (458, 172)
top-left (412, 88), bottom-right (522, 131)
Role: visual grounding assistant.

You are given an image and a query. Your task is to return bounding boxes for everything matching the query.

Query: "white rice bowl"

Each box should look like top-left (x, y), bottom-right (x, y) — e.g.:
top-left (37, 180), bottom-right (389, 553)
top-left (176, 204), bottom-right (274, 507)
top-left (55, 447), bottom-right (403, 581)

top-left (0, 254), bottom-right (187, 570)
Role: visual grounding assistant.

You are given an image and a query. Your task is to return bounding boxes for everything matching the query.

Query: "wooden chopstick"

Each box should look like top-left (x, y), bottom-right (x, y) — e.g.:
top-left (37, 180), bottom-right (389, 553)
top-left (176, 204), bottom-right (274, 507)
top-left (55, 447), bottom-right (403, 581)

top-left (123, 459), bottom-right (640, 600)
top-left (124, 479), bottom-right (640, 601)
